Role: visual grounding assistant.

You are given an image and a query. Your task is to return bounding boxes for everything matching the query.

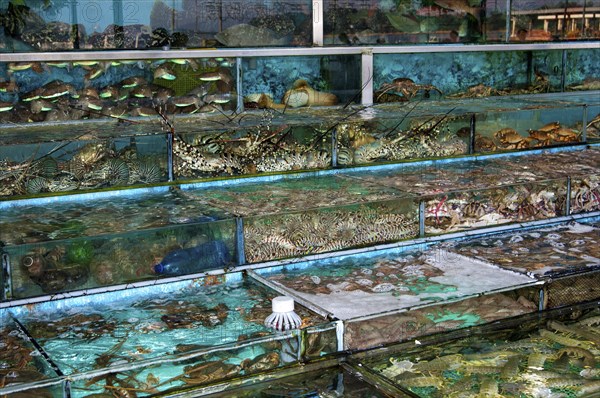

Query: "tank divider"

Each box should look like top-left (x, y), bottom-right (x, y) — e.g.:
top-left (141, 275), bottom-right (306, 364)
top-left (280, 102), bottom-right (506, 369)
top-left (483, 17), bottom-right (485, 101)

top-left (11, 316), bottom-right (65, 377)
top-left (566, 176), bottom-right (572, 216)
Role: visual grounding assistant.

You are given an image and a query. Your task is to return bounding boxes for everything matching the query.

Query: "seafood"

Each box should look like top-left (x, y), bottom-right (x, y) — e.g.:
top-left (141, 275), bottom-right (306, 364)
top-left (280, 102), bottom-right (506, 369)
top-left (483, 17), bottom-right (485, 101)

top-left (447, 83), bottom-right (499, 98)
top-left (551, 127), bottom-right (581, 142)
top-left (282, 79), bottom-right (338, 107)
top-left (375, 77), bottom-right (442, 102)
top-left (494, 128), bottom-right (533, 149)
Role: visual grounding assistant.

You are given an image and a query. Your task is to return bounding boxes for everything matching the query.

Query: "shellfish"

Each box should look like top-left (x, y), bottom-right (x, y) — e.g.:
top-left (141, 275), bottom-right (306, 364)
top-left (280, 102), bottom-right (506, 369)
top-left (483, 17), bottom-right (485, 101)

top-left (282, 79), bottom-right (338, 107)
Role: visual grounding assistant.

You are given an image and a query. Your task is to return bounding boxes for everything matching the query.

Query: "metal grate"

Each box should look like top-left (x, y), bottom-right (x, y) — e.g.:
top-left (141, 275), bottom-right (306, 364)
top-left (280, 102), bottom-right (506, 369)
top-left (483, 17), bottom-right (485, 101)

top-left (546, 271), bottom-right (600, 309)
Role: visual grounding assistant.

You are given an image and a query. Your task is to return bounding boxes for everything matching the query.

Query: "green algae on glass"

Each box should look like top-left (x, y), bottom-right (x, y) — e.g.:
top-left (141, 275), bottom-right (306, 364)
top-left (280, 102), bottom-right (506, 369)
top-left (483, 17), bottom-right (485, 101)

top-left (425, 310), bottom-right (481, 328)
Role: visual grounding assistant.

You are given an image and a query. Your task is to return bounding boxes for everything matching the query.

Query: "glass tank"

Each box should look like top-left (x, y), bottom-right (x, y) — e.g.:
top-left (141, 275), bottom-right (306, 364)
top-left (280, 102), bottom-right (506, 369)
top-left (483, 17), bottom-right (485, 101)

top-left (242, 55), bottom-right (361, 109)
top-left (204, 363), bottom-right (403, 397)
top-left (0, 57), bottom-right (236, 124)
top-left (545, 270), bottom-right (600, 308)
top-left (255, 242), bottom-right (539, 350)
top-left (0, 311), bottom-right (64, 398)
top-left (565, 48), bottom-right (600, 92)
top-left (345, 147), bottom-right (599, 195)
top-left (0, 133), bottom-right (168, 198)
top-left (474, 105), bottom-right (584, 153)
top-left (423, 179), bottom-right (568, 235)
top-left (8, 273), bottom-right (336, 397)
top-left (172, 120), bottom-right (334, 180)
top-left (571, 174), bottom-right (600, 214)
top-left (0, 188), bottom-right (236, 300)
top-left (511, 0), bottom-right (600, 41)
top-left (587, 104), bottom-right (600, 142)
top-left (449, 221), bottom-right (600, 277)
top-left (176, 174), bottom-right (418, 263)
top-left (374, 50), bottom-right (564, 103)
top-left (335, 107), bottom-right (470, 166)
top-left (323, 0), bottom-right (505, 45)
top-left (357, 302), bottom-right (600, 397)
top-left (0, 0), bottom-right (313, 52)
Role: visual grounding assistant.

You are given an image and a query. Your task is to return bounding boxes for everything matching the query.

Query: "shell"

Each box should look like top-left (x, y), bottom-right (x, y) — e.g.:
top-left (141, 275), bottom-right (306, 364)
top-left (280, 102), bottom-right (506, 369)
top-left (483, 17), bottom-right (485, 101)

top-left (131, 159), bottom-right (162, 184)
top-left (34, 156), bottom-right (59, 178)
top-left (26, 176), bottom-right (49, 193)
top-left (101, 158), bottom-right (130, 186)
top-left (282, 80), bottom-right (338, 107)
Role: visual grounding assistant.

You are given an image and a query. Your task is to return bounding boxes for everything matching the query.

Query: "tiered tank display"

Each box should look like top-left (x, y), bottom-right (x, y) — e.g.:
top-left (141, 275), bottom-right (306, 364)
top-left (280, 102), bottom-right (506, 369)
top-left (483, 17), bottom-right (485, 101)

top-left (1, 0), bottom-right (599, 396)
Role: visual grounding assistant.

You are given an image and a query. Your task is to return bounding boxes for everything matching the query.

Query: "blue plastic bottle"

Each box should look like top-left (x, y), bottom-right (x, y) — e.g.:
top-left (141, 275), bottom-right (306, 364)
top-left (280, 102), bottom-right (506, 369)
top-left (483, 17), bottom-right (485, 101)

top-left (153, 240), bottom-right (231, 276)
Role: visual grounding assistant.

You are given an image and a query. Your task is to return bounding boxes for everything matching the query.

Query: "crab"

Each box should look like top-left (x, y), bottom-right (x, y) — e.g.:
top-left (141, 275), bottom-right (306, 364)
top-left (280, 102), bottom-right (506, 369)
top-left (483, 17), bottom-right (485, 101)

top-left (528, 129), bottom-right (554, 146)
top-left (551, 127), bottom-right (581, 143)
top-left (493, 128), bottom-right (533, 149)
top-left (375, 78), bottom-right (442, 102)
top-left (448, 83), bottom-right (500, 98)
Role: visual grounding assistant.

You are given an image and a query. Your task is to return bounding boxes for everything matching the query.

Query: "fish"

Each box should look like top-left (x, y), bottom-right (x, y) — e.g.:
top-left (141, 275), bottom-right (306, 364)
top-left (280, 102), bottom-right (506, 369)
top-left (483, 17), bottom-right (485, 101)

top-left (8, 62), bottom-right (43, 73)
top-left (80, 87), bottom-right (100, 99)
top-left (99, 85), bottom-right (121, 99)
top-left (203, 93), bottom-right (232, 104)
top-left (30, 99), bottom-right (54, 113)
top-left (171, 95), bottom-right (203, 108)
top-left (187, 83), bottom-right (211, 97)
top-left (198, 71), bottom-right (223, 82)
top-left (0, 80), bottom-right (18, 93)
top-left (130, 85), bottom-right (154, 99)
top-left (0, 101), bottom-right (14, 112)
top-left (434, 0), bottom-right (482, 22)
top-left (21, 88), bottom-right (44, 102)
top-left (154, 87), bottom-right (175, 104)
top-left (73, 60), bottom-right (100, 67)
top-left (40, 81), bottom-right (75, 99)
top-left (46, 61), bottom-right (70, 69)
top-left (130, 107), bottom-right (158, 117)
top-left (168, 58), bottom-right (199, 71)
top-left (153, 65), bottom-right (177, 81)
top-left (73, 95), bottom-right (104, 111)
top-left (84, 66), bottom-right (105, 80)
top-left (120, 76), bottom-right (147, 88)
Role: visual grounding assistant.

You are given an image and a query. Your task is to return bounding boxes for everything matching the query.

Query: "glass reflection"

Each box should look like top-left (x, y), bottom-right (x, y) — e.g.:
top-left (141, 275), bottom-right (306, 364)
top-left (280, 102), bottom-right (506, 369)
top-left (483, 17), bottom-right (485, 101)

top-left (0, 0), bottom-right (313, 52)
